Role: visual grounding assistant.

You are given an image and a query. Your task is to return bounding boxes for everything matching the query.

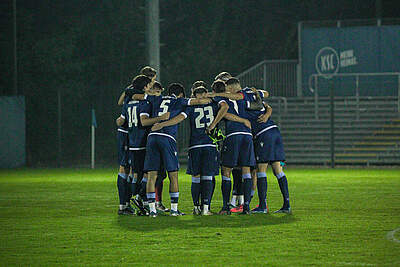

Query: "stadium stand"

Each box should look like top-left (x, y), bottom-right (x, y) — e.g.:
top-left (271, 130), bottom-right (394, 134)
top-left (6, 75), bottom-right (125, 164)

top-left (275, 96), bottom-right (400, 165)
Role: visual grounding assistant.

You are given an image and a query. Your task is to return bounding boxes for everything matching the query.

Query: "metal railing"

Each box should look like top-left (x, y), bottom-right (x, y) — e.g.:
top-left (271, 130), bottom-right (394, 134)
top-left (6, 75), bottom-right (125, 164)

top-left (237, 59), bottom-right (298, 97)
top-left (309, 72), bottom-right (400, 119)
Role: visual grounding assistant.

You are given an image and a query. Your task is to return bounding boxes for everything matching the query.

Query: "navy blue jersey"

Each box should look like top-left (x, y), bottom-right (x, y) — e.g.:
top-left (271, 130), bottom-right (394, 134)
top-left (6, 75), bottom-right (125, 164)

top-left (118, 88), bottom-right (130, 133)
top-left (145, 95), bottom-right (190, 141)
top-left (183, 102), bottom-right (219, 147)
top-left (214, 90), bottom-right (254, 136)
top-left (121, 100), bottom-right (151, 149)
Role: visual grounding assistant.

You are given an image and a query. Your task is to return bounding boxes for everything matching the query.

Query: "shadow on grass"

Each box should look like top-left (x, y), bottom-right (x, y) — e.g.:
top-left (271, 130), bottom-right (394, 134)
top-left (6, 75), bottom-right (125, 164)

top-left (116, 213), bottom-right (297, 232)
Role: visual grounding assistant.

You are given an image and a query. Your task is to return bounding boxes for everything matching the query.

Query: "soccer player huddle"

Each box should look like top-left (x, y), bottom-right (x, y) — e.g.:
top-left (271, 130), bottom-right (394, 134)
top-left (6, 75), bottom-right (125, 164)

top-left (115, 66), bottom-right (291, 217)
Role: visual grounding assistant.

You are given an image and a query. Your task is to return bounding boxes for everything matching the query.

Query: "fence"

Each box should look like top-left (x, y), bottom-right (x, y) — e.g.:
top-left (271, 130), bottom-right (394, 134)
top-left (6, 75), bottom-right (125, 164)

top-left (309, 72), bottom-right (400, 119)
top-left (236, 60), bottom-right (299, 97)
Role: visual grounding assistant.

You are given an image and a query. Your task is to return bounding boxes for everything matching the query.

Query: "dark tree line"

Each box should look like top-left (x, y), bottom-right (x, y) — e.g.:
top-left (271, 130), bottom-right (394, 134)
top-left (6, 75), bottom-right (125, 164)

top-left (0, 0), bottom-right (396, 166)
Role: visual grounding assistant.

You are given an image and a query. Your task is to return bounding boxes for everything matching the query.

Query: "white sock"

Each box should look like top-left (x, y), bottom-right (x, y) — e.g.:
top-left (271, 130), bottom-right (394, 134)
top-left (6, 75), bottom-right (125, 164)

top-left (230, 195), bottom-right (237, 206)
top-left (149, 202), bottom-right (156, 213)
top-left (171, 203), bottom-right (178, 211)
top-left (202, 204), bottom-right (209, 214)
top-left (238, 195), bottom-right (244, 205)
top-left (119, 204), bottom-right (126, 210)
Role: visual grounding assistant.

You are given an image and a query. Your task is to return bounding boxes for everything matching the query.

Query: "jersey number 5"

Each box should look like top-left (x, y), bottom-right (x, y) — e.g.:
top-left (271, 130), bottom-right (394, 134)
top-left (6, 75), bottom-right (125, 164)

top-left (194, 106), bottom-right (214, 128)
top-left (158, 100), bottom-right (171, 116)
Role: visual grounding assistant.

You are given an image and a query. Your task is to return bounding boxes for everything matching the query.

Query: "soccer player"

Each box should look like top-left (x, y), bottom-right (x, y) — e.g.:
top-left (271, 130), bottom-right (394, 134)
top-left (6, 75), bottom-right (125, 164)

top-left (209, 76), bottom-right (263, 214)
top-left (115, 83), bottom-right (136, 215)
top-left (115, 66), bottom-right (157, 215)
top-left (117, 66), bottom-right (157, 106)
top-left (151, 82), bottom-right (169, 213)
top-left (152, 85), bottom-right (229, 215)
top-left (248, 101), bottom-right (291, 214)
top-left (133, 83), bottom-right (211, 217)
top-left (217, 84), bottom-right (291, 214)
top-left (116, 75), bottom-right (168, 215)
top-left (209, 77), bottom-right (263, 215)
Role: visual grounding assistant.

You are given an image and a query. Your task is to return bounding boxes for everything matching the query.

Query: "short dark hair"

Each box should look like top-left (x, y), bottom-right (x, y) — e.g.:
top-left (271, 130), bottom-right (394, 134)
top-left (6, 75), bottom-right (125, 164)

top-left (140, 66), bottom-right (157, 78)
top-left (225, 77), bottom-right (240, 86)
top-left (132, 75), bottom-right (151, 91)
top-left (191, 80), bottom-right (207, 91)
top-left (193, 86), bottom-right (208, 97)
top-left (214, 72), bottom-right (231, 81)
top-left (152, 81), bottom-right (163, 91)
top-left (168, 83), bottom-right (186, 97)
top-left (211, 80), bottom-right (226, 93)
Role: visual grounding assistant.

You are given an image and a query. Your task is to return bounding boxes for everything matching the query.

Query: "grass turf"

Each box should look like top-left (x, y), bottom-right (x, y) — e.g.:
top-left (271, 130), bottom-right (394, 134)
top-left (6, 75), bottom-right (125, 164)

top-left (0, 168), bottom-right (399, 266)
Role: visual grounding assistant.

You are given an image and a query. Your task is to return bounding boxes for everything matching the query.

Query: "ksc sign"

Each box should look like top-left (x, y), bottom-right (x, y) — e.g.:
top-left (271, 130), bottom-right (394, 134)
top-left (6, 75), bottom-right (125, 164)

top-left (315, 47), bottom-right (339, 79)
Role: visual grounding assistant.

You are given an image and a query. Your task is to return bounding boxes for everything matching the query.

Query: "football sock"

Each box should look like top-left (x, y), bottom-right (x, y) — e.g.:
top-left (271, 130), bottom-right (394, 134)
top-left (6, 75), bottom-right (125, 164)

top-left (170, 192), bottom-right (179, 211)
top-left (238, 195), bottom-right (244, 205)
top-left (210, 176), bottom-right (216, 203)
top-left (155, 178), bottom-right (163, 202)
top-left (221, 176), bottom-right (231, 209)
top-left (146, 192), bottom-right (156, 213)
top-left (125, 175), bottom-right (133, 205)
top-left (257, 172), bottom-right (267, 209)
top-left (203, 204), bottom-right (209, 213)
top-left (201, 176), bottom-right (213, 206)
top-left (230, 195), bottom-right (237, 207)
top-left (140, 178), bottom-right (148, 201)
top-left (243, 173), bottom-right (252, 208)
top-left (191, 177), bottom-right (201, 206)
top-left (130, 177), bottom-right (137, 197)
top-left (117, 173), bottom-right (127, 205)
top-left (276, 172), bottom-right (290, 208)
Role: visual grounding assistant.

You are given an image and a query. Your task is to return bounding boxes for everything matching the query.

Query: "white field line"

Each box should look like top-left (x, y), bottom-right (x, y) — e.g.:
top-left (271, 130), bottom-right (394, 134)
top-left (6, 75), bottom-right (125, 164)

top-left (386, 227), bottom-right (400, 244)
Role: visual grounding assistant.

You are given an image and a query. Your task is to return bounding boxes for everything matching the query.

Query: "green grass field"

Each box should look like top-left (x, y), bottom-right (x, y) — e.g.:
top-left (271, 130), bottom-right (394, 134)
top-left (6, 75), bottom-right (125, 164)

top-left (0, 168), bottom-right (399, 266)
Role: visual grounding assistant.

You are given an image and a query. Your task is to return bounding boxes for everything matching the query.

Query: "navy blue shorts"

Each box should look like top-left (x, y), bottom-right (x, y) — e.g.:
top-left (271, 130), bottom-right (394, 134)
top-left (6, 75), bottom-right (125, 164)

top-left (254, 127), bottom-right (285, 163)
top-left (117, 130), bottom-right (129, 167)
top-left (144, 134), bottom-right (179, 172)
top-left (221, 134), bottom-right (256, 168)
top-left (129, 149), bottom-right (146, 175)
top-left (186, 145), bottom-right (219, 176)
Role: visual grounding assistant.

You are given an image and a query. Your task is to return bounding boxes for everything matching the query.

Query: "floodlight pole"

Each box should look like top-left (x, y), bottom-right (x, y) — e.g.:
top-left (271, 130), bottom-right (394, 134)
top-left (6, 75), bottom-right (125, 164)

top-left (330, 83), bottom-right (335, 168)
top-left (13, 0), bottom-right (17, 95)
top-left (146, 0), bottom-right (160, 80)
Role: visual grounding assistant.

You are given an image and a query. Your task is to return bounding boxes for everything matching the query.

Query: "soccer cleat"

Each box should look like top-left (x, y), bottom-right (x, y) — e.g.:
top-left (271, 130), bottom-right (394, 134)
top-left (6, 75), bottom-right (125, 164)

top-left (118, 208), bottom-right (135, 216)
top-left (149, 211), bottom-right (157, 218)
top-left (251, 206), bottom-right (268, 214)
top-left (132, 197), bottom-right (148, 215)
top-left (274, 207), bottom-right (292, 214)
top-left (227, 203), bottom-right (236, 210)
top-left (202, 210), bottom-right (213, 216)
top-left (170, 210), bottom-right (185, 216)
top-left (240, 205), bottom-right (251, 215)
top-left (156, 202), bottom-right (170, 212)
top-left (218, 208), bottom-right (231, 215)
top-left (230, 204), bottom-right (243, 213)
top-left (193, 206), bottom-right (201, 215)
top-left (125, 204), bottom-right (136, 214)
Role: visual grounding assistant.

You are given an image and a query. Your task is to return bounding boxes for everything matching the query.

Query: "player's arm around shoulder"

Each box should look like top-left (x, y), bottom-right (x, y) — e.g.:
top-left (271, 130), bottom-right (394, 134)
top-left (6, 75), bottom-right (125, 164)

top-left (207, 92), bottom-right (244, 100)
top-left (206, 101), bottom-right (229, 133)
top-left (140, 112), bottom-right (170, 127)
top-left (151, 113), bottom-right (187, 131)
top-left (257, 103), bottom-right (272, 123)
top-left (188, 97), bottom-right (212, 105)
top-left (224, 112), bottom-right (251, 129)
